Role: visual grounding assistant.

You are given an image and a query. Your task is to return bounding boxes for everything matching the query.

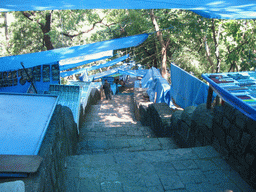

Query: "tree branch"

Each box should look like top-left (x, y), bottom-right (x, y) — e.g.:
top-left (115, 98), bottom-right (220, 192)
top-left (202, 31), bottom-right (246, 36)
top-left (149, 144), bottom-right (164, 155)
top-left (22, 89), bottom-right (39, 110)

top-left (61, 18), bottom-right (113, 39)
top-left (22, 12), bottom-right (34, 22)
top-left (22, 11), bottom-right (43, 28)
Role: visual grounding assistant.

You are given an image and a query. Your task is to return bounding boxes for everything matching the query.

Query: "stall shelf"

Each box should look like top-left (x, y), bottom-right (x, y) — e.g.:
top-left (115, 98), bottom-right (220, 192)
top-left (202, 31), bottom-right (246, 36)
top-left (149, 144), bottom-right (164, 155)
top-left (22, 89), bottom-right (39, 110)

top-left (202, 71), bottom-right (256, 121)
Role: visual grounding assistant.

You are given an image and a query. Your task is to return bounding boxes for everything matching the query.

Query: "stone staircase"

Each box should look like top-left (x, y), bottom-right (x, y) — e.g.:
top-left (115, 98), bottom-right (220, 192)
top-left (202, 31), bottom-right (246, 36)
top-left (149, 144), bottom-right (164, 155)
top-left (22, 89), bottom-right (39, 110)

top-left (77, 95), bottom-right (179, 155)
top-left (63, 94), bottom-right (254, 192)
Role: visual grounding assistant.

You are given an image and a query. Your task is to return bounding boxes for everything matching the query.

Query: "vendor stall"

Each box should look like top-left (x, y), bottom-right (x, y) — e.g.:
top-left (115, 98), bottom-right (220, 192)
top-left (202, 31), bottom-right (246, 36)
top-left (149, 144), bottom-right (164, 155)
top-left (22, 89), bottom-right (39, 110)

top-left (202, 71), bottom-right (256, 121)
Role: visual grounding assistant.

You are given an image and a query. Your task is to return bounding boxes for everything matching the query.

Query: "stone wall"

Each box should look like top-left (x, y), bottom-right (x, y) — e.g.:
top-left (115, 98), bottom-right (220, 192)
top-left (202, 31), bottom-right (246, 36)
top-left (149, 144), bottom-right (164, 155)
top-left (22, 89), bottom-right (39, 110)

top-left (147, 103), bottom-right (173, 137)
top-left (0, 88), bottom-right (101, 192)
top-left (133, 88), bottom-right (152, 124)
top-left (81, 88), bottom-right (101, 116)
top-left (133, 89), bottom-right (256, 188)
top-left (0, 104), bottom-right (78, 192)
top-left (133, 88), bottom-right (176, 137)
top-left (171, 102), bottom-right (256, 188)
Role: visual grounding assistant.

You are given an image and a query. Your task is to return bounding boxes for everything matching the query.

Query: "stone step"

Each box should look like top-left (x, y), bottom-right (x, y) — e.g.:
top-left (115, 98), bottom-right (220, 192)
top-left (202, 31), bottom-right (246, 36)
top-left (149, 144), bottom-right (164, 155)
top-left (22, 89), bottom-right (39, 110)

top-left (64, 146), bottom-right (254, 192)
top-left (76, 137), bottom-right (179, 155)
top-left (82, 114), bottom-right (136, 124)
top-left (99, 97), bottom-right (133, 105)
top-left (80, 121), bottom-right (143, 128)
top-left (79, 125), bottom-right (157, 141)
top-left (87, 105), bottom-right (133, 114)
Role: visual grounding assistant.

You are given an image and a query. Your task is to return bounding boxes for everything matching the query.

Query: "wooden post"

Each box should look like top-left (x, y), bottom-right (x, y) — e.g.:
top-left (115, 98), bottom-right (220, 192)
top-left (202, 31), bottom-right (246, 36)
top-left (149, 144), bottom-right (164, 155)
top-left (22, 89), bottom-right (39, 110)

top-left (207, 86), bottom-right (213, 109)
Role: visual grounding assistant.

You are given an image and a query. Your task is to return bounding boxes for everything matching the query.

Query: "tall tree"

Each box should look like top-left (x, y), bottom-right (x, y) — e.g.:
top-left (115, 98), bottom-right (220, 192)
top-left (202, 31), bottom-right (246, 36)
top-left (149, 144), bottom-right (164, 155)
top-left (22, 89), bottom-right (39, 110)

top-left (2, 9), bottom-right (255, 80)
top-left (22, 11), bottom-right (54, 50)
top-left (149, 9), bottom-right (169, 79)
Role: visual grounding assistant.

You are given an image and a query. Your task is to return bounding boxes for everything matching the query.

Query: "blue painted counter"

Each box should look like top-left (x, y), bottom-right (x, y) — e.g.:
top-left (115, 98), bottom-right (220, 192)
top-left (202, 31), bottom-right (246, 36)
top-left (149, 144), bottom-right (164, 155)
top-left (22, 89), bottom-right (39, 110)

top-left (0, 93), bottom-right (58, 155)
top-left (202, 71), bottom-right (256, 121)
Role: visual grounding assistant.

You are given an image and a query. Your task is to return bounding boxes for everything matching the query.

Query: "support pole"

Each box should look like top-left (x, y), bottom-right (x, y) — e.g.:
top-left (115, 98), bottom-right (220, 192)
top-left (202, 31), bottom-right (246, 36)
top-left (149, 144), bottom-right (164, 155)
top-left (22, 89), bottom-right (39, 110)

top-left (206, 86), bottom-right (213, 109)
top-left (21, 62), bottom-right (37, 94)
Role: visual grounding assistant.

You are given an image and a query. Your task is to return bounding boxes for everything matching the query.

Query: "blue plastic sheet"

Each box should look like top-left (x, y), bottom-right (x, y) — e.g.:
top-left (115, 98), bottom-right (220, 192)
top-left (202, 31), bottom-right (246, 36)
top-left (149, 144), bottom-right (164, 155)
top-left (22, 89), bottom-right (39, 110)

top-left (141, 67), bottom-right (161, 89)
top-left (155, 78), bottom-right (171, 104)
top-left (118, 69), bottom-right (147, 77)
top-left (0, 34), bottom-right (148, 71)
top-left (170, 63), bottom-right (215, 108)
top-left (60, 54), bottom-right (128, 78)
top-left (61, 68), bottom-right (87, 78)
top-left (87, 55), bottom-right (129, 72)
top-left (79, 72), bottom-right (93, 82)
top-left (89, 66), bottom-right (132, 80)
top-left (140, 67), bottom-right (170, 105)
top-left (141, 69), bottom-right (153, 88)
top-left (134, 80), bottom-right (141, 88)
top-left (90, 68), bottom-right (119, 80)
top-left (60, 55), bottom-right (111, 71)
top-left (1, 0), bottom-right (255, 19)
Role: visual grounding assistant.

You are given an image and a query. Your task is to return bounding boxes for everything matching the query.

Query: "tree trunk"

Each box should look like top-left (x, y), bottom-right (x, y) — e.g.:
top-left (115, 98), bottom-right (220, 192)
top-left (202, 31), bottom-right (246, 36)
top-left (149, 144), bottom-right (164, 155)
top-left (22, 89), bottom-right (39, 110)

top-left (4, 13), bottom-right (8, 41)
top-left (149, 9), bottom-right (168, 79)
top-left (153, 58), bottom-right (157, 68)
top-left (211, 19), bottom-right (222, 73)
top-left (41, 13), bottom-right (54, 50)
top-left (203, 35), bottom-right (215, 73)
top-left (22, 11), bottom-right (54, 50)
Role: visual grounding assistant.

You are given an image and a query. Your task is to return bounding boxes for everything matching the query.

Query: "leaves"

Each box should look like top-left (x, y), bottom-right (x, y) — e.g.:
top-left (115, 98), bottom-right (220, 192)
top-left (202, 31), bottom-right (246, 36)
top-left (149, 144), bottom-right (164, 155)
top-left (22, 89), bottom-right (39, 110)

top-left (0, 9), bottom-right (255, 79)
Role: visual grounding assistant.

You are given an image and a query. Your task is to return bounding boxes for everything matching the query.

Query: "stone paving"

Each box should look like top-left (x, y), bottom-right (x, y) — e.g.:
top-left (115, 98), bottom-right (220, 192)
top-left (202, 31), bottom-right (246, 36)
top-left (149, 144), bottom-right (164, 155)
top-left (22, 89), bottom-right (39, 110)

top-left (63, 81), bottom-right (255, 192)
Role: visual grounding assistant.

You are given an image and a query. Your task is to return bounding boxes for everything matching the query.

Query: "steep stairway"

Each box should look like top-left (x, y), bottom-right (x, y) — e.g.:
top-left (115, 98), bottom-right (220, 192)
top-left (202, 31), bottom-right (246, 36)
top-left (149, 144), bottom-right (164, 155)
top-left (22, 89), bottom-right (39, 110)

top-left (77, 94), bottom-right (179, 155)
top-left (63, 87), bottom-right (254, 192)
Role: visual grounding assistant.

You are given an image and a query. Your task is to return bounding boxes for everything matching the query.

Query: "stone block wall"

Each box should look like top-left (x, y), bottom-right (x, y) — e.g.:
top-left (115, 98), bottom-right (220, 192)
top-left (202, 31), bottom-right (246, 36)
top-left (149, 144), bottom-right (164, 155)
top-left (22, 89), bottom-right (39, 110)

top-left (133, 88), bottom-right (152, 123)
top-left (82, 88), bottom-right (101, 116)
top-left (0, 88), bottom-right (101, 192)
top-left (0, 104), bottom-right (78, 192)
top-left (148, 103), bottom-right (174, 137)
top-left (171, 102), bottom-right (256, 188)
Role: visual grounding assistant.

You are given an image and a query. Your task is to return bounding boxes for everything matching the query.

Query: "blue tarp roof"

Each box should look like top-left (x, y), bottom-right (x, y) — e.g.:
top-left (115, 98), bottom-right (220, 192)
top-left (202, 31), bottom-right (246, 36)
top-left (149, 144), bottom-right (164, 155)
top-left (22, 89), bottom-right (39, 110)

top-left (87, 54), bottom-right (129, 72)
top-left (60, 54), bottom-right (129, 78)
top-left (89, 65), bottom-right (132, 80)
top-left (0, 33), bottom-right (148, 71)
top-left (0, 0), bottom-right (255, 19)
top-left (60, 56), bottom-right (112, 71)
top-left (60, 53), bottom-right (113, 71)
top-left (118, 69), bottom-right (147, 77)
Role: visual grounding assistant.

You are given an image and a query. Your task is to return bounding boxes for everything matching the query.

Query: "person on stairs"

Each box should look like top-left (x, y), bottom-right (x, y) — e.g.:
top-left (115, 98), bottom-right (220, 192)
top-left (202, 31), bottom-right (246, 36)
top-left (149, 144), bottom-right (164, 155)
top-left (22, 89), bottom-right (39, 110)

top-left (102, 79), bottom-right (112, 100)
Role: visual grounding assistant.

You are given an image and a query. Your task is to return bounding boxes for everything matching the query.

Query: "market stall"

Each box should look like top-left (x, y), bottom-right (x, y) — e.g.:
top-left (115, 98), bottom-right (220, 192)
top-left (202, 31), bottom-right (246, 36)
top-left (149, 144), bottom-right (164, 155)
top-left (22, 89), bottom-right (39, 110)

top-left (202, 71), bottom-right (256, 121)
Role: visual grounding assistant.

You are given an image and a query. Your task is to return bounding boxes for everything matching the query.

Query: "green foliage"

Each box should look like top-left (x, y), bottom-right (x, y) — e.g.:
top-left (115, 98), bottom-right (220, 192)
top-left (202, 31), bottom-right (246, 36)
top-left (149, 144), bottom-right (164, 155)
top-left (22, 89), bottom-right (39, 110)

top-left (0, 9), bottom-right (255, 80)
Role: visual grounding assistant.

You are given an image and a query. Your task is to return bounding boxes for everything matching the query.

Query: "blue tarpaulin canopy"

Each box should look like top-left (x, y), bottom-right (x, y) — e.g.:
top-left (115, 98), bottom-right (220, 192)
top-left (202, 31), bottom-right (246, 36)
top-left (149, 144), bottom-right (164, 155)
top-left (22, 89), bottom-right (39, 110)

top-left (86, 54), bottom-right (129, 72)
top-left (140, 67), bottom-right (170, 104)
top-left (170, 63), bottom-right (216, 108)
top-left (0, 0), bottom-right (255, 19)
top-left (89, 65), bottom-right (132, 80)
top-left (0, 33), bottom-right (149, 71)
top-left (118, 69), bottom-right (147, 77)
top-left (60, 55), bottom-right (113, 71)
top-left (60, 54), bottom-right (129, 78)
